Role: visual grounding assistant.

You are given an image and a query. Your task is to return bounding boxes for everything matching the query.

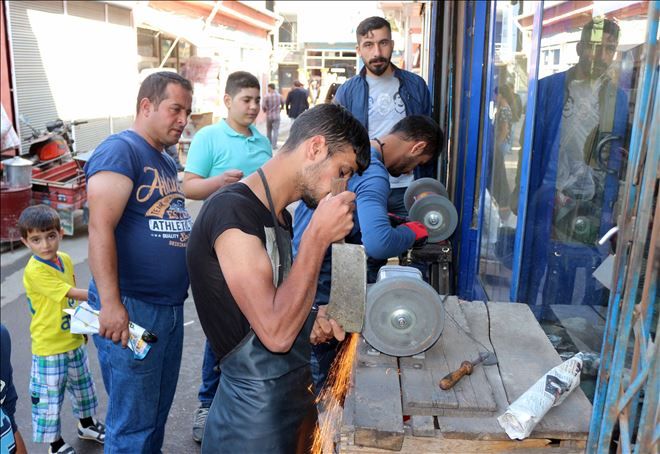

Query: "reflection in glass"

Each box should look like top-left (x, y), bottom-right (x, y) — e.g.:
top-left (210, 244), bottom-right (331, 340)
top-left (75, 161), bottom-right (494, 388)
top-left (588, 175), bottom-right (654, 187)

top-left (517, 3), bottom-right (648, 318)
top-left (478, 1), bottom-right (528, 302)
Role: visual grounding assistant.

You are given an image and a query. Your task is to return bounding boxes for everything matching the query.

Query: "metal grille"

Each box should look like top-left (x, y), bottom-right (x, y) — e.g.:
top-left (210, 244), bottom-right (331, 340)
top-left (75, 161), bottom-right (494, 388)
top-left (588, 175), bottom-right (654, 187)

top-left (7, 1), bottom-right (64, 152)
top-left (7, 0), bottom-right (135, 155)
top-left (587, 4), bottom-right (659, 452)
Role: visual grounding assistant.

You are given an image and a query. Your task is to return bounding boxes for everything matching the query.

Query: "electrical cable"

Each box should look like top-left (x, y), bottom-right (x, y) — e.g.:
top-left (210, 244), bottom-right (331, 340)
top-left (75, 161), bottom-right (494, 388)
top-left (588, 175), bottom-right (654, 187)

top-left (439, 293), bottom-right (495, 355)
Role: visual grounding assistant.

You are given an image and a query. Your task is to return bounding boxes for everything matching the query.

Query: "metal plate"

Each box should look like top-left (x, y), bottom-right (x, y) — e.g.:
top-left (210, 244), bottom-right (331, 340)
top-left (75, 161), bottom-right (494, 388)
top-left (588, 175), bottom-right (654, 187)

top-left (363, 275), bottom-right (444, 357)
top-left (409, 195), bottom-right (458, 242)
top-left (404, 178), bottom-right (449, 211)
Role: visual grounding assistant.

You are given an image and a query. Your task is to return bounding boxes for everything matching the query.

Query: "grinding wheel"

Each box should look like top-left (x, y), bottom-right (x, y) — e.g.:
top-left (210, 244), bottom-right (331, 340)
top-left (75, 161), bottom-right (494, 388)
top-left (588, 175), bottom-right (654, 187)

top-left (408, 194), bottom-right (458, 242)
top-left (362, 266), bottom-right (444, 357)
top-left (404, 178), bottom-right (449, 212)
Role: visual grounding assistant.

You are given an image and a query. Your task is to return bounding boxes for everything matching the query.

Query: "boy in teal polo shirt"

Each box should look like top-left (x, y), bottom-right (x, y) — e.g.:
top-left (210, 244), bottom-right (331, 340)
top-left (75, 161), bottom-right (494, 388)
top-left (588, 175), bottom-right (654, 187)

top-left (182, 71), bottom-right (272, 200)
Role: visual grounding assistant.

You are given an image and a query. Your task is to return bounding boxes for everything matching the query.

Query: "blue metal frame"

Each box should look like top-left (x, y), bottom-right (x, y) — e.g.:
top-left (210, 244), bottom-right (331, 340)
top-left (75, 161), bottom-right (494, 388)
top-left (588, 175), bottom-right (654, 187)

top-left (456, 0), bottom-right (488, 299)
top-left (457, 1), bottom-right (544, 302)
top-left (426, 0), bottom-right (438, 102)
top-left (509, 2), bottom-right (544, 302)
top-left (473, 0), bottom-right (498, 295)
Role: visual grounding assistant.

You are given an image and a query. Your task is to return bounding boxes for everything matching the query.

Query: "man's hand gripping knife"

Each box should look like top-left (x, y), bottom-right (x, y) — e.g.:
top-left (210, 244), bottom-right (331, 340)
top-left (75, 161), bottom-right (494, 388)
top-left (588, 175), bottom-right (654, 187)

top-left (309, 179), bottom-right (354, 345)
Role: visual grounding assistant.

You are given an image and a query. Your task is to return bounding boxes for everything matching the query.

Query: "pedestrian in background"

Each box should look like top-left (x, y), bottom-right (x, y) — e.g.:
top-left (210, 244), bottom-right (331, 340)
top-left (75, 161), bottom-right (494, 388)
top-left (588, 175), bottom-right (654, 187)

top-left (18, 205), bottom-right (105, 454)
top-left (325, 82), bottom-right (341, 104)
top-left (84, 71), bottom-right (193, 452)
top-left (285, 80), bottom-right (309, 120)
top-left (262, 83), bottom-right (284, 150)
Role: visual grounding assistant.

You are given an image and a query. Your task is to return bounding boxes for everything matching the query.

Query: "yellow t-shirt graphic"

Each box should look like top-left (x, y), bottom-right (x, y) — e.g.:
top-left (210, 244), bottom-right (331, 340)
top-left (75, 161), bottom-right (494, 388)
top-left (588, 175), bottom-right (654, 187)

top-left (23, 252), bottom-right (84, 356)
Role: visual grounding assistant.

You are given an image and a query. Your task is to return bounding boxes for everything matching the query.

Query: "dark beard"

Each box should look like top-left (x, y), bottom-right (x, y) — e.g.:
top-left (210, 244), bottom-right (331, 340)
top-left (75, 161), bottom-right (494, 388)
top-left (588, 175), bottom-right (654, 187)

top-left (301, 190), bottom-right (319, 209)
top-left (366, 58), bottom-right (390, 76)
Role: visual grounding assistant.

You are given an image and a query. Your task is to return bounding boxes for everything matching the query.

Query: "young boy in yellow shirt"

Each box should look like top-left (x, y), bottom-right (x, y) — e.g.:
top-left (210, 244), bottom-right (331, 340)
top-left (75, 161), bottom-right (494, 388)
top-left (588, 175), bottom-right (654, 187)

top-left (18, 205), bottom-right (105, 454)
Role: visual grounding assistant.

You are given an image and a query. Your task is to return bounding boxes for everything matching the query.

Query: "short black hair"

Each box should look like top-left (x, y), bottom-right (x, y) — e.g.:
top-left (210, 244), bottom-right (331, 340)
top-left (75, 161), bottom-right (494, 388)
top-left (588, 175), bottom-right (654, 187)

top-left (136, 71), bottom-right (193, 114)
top-left (268, 83), bottom-right (276, 90)
top-left (581, 18), bottom-right (620, 43)
top-left (280, 104), bottom-right (371, 175)
top-left (225, 71), bottom-right (260, 97)
top-left (356, 16), bottom-right (391, 42)
top-left (389, 115), bottom-right (444, 161)
top-left (18, 204), bottom-right (61, 239)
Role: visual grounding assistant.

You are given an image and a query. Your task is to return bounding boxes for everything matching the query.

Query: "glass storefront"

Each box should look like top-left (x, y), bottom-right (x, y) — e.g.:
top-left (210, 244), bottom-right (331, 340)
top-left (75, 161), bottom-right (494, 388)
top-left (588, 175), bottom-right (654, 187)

top-left (472, 1), bottom-right (650, 318)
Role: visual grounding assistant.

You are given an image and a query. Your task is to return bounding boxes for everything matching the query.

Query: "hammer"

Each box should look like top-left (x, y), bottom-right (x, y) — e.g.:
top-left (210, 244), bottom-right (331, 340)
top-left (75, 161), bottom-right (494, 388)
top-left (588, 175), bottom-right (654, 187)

top-left (439, 351), bottom-right (498, 390)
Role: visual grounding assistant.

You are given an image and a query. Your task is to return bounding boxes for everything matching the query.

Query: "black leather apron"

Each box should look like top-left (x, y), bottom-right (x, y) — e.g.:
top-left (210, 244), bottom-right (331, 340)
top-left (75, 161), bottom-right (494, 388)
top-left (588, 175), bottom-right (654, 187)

top-left (201, 170), bottom-right (318, 454)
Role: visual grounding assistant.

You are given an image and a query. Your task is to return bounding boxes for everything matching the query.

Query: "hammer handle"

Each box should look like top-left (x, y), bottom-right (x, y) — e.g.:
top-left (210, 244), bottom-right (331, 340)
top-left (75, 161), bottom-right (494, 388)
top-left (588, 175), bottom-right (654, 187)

top-left (439, 361), bottom-right (474, 390)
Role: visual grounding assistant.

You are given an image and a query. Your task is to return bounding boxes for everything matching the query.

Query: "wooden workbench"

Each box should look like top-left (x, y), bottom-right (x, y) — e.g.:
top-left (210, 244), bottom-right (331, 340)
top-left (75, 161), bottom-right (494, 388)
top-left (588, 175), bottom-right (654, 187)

top-left (338, 299), bottom-right (593, 453)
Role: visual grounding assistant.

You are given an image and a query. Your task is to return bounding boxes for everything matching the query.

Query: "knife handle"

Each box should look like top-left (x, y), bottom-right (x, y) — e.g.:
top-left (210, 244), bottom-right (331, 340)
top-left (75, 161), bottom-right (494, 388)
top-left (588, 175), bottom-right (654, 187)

top-left (439, 361), bottom-right (474, 390)
top-left (331, 177), bottom-right (349, 245)
top-left (331, 177), bottom-right (348, 196)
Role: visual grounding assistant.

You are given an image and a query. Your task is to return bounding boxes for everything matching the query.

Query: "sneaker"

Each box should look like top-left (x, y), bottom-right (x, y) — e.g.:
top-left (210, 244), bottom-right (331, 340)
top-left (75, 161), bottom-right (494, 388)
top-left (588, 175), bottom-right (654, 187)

top-left (48, 443), bottom-right (76, 454)
top-left (192, 405), bottom-right (210, 443)
top-left (77, 418), bottom-right (105, 444)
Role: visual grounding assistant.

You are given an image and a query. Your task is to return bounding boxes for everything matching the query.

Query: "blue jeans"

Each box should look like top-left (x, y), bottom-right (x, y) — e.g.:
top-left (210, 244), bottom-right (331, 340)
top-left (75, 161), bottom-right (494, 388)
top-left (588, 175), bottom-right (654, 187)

top-left (197, 340), bottom-right (220, 407)
top-left (93, 297), bottom-right (183, 453)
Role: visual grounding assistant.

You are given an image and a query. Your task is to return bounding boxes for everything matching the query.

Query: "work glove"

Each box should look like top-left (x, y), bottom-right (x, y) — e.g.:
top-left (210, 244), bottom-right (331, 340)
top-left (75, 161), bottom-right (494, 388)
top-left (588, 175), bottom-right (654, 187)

top-left (388, 212), bottom-right (409, 227)
top-left (402, 221), bottom-right (428, 248)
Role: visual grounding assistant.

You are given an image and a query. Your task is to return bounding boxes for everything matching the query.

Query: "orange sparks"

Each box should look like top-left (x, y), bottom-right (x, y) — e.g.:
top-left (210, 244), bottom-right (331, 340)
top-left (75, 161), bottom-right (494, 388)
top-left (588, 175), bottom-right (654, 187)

top-left (312, 333), bottom-right (360, 454)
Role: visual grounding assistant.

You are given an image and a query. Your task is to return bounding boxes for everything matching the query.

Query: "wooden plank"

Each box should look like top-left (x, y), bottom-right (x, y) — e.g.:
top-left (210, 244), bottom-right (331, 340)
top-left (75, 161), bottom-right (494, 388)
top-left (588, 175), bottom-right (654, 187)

top-left (550, 304), bottom-right (606, 353)
top-left (341, 433), bottom-right (590, 453)
top-left (352, 336), bottom-right (404, 451)
top-left (410, 416), bottom-right (435, 437)
top-left (488, 302), bottom-right (592, 439)
top-left (400, 297), bottom-right (497, 416)
top-left (434, 301), bottom-right (512, 440)
top-left (434, 297), bottom-right (497, 414)
top-left (400, 339), bottom-right (459, 414)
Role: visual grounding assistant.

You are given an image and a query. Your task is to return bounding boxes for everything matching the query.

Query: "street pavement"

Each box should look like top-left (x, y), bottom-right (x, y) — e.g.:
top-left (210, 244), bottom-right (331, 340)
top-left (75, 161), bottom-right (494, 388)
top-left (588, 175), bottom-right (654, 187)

top-left (0, 113), bottom-right (295, 453)
top-left (1, 201), bottom-right (205, 454)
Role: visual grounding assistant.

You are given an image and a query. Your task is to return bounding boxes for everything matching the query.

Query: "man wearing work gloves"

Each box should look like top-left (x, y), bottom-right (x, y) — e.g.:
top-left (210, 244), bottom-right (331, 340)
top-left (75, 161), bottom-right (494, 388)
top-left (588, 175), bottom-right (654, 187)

top-left (293, 115), bottom-right (443, 392)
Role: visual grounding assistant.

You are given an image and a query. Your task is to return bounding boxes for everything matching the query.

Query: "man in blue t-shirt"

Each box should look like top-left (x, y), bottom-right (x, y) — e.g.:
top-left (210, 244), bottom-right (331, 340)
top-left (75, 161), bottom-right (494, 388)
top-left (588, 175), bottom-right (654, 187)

top-left (84, 72), bottom-right (193, 452)
top-left (182, 71), bottom-right (272, 200)
top-left (293, 115), bottom-right (442, 392)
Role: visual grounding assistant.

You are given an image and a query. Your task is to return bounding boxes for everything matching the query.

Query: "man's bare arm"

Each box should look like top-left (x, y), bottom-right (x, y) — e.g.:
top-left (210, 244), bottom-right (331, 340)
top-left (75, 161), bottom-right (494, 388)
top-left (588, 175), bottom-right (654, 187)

top-left (215, 192), bottom-right (355, 352)
top-left (87, 171), bottom-right (133, 347)
top-left (182, 171), bottom-right (243, 200)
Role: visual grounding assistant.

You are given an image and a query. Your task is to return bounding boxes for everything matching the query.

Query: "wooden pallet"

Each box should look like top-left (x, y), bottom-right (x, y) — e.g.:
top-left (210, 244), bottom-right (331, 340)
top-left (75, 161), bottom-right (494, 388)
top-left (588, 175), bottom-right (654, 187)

top-left (339, 299), bottom-right (593, 453)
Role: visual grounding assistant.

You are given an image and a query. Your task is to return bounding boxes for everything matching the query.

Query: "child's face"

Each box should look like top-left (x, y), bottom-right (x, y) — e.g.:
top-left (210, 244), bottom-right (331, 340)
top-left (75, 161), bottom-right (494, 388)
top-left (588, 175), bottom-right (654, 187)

top-left (224, 87), bottom-right (261, 128)
top-left (21, 228), bottom-right (63, 262)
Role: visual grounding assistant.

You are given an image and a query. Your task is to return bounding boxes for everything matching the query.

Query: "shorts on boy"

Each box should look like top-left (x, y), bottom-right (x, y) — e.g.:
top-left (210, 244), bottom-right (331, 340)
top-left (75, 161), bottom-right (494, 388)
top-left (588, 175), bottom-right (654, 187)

top-left (30, 345), bottom-right (97, 442)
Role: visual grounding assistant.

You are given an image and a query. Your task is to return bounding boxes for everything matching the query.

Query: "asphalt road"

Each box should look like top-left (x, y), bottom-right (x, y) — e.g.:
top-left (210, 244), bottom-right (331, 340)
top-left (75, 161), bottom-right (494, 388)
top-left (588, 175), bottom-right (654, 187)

top-left (2, 254), bottom-right (207, 454)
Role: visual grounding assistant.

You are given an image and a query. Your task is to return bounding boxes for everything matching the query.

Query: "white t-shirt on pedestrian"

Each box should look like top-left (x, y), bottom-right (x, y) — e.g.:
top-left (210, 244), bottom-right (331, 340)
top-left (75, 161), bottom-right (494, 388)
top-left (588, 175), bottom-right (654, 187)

top-left (366, 75), bottom-right (413, 189)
